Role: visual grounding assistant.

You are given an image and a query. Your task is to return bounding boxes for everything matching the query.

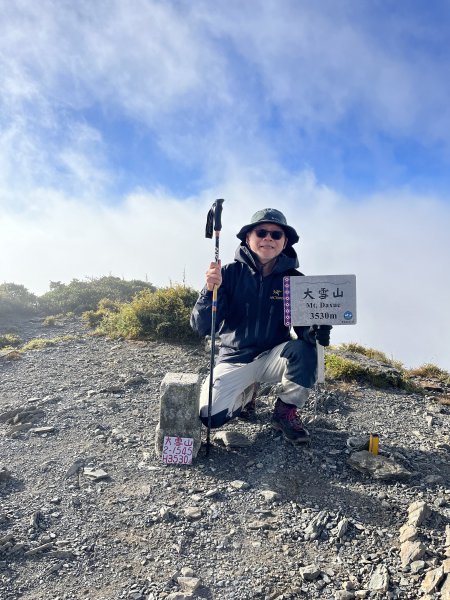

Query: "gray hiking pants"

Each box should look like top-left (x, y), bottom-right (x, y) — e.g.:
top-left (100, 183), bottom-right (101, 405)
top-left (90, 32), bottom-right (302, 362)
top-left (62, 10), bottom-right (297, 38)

top-left (199, 339), bottom-right (317, 428)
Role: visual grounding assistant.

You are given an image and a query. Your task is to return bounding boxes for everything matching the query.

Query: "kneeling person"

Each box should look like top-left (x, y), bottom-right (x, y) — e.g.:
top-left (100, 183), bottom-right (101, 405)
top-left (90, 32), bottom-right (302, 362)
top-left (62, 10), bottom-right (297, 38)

top-left (190, 208), bottom-right (331, 444)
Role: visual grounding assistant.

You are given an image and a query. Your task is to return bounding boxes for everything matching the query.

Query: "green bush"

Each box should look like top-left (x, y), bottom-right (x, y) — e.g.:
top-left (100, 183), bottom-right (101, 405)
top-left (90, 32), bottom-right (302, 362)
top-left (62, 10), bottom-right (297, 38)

top-left (82, 298), bottom-right (122, 329)
top-left (95, 285), bottom-right (199, 342)
top-left (0, 283), bottom-right (38, 317)
top-left (96, 303), bottom-right (142, 338)
top-left (39, 276), bottom-right (155, 315)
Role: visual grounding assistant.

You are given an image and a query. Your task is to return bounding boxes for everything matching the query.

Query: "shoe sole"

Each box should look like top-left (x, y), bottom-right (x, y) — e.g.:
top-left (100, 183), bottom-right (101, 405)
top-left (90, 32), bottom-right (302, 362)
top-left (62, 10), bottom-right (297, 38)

top-left (271, 422), bottom-right (310, 444)
top-left (284, 434), bottom-right (310, 445)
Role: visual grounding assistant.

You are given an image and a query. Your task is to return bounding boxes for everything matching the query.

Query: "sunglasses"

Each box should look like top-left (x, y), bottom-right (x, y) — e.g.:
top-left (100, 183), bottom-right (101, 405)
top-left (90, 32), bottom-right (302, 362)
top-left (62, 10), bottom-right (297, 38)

top-left (253, 228), bottom-right (285, 240)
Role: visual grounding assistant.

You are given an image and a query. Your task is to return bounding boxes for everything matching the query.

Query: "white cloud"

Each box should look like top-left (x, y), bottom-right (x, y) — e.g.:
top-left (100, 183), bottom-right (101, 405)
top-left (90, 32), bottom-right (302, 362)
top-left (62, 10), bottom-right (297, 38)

top-left (3, 0), bottom-right (450, 158)
top-left (0, 0), bottom-right (449, 222)
top-left (193, 0), bottom-right (450, 140)
top-left (0, 0), bottom-right (229, 119)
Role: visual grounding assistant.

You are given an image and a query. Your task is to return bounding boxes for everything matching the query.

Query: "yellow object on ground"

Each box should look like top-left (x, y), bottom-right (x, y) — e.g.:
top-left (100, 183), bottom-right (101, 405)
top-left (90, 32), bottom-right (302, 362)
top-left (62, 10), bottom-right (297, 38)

top-left (369, 434), bottom-right (379, 455)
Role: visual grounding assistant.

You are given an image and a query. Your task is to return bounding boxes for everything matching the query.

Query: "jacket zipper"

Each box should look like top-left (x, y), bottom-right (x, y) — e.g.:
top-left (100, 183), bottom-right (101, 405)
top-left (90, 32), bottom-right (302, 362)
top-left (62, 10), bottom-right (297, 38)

top-left (254, 274), bottom-right (264, 338)
top-left (245, 303), bottom-right (250, 338)
top-left (265, 305), bottom-right (274, 338)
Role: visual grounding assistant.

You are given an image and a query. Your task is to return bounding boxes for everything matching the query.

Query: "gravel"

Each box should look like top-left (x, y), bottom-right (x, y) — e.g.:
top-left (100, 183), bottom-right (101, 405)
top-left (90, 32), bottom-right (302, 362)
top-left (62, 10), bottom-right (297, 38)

top-left (1, 316), bottom-right (449, 600)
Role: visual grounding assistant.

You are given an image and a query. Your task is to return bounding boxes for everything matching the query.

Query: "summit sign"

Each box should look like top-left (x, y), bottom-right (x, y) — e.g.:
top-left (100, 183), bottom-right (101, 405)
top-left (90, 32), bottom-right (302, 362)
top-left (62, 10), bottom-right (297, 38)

top-left (283, 275), bottom-right (357, 327)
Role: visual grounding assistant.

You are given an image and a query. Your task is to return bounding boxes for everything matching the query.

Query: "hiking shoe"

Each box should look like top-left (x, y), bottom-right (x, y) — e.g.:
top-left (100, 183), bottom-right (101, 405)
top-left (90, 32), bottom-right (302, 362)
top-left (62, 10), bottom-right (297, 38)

top-left (271, 398), bottom-right (310, 444)
top-left (238, 384), bottom-right (258, 420)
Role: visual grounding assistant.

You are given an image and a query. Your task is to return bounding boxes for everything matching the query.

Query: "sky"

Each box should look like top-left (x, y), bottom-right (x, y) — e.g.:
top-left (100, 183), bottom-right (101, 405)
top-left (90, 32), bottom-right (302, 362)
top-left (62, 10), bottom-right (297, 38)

top-left (1, 0), bottom-right (450, 371)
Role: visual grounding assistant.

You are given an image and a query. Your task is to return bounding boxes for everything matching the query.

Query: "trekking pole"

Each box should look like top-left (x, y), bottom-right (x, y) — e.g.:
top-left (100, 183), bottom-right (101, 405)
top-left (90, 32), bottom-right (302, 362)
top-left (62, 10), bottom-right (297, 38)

top-left (204, 199), bottom-right (224, 456)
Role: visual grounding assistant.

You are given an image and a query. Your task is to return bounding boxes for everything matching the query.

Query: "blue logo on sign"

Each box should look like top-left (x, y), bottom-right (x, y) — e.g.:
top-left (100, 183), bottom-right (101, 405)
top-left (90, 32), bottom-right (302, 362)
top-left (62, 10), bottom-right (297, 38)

top-left (344, 311), bottom-right (353, 320)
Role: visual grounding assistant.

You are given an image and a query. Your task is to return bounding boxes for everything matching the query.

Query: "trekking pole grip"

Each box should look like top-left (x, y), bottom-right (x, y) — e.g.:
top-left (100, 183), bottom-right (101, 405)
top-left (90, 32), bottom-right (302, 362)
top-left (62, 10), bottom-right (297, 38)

top-left (205, 199), bottom-right (224, 239)
top-left (213, 199), bottom-right (224, 232)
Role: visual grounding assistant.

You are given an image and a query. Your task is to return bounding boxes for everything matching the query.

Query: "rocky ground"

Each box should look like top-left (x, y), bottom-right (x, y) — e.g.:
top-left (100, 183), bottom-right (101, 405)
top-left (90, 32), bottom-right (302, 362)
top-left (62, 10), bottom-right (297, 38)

top-left (1, 316), bottom-right (450, 600)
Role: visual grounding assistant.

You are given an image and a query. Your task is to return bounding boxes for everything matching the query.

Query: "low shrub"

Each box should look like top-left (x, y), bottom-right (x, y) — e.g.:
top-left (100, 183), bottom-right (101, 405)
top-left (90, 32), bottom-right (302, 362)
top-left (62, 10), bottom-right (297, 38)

top-left (406, 363), bottom-right (450, 384)
top-left (95, 285), bottom-right (199, 342)
top-left (96, 304), bottom-right (142, 339)
top-left (57, 335), bottom-right (78, 343)
top-left (325, 353), bottom-right (408, 389)
top-left (20, 335), bottom-right (78, 352)
top-left (43, 316), bottom-right (57, 327)
top-left (337, 342), bottom-right (403, 368)
top-left (43, 313), bottom-right (73, 326)
top-left (22, 338), bottom-right (56, 351)
top-left (0, 333), bottom-right (22, 349)
top-left (82, 298), bottom-right (122, 329)
top-left (325, 354), bottom-right (366, 381)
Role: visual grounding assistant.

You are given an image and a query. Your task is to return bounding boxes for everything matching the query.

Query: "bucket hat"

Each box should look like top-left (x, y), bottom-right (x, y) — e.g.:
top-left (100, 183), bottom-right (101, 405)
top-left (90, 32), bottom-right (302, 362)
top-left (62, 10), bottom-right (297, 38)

top-left (236, 208), bottom-right (299, 245)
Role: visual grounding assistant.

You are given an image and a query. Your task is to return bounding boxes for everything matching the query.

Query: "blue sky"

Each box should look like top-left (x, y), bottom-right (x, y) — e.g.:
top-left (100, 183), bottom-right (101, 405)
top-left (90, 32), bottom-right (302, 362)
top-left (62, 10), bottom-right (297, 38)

top-left (1, 0), bottom-right (450, 370)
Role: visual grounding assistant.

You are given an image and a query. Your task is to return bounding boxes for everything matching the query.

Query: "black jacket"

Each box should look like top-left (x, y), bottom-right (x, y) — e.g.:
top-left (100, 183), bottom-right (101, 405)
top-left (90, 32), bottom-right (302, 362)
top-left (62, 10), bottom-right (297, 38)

top-left (190, 244), bottom-right (312, 364)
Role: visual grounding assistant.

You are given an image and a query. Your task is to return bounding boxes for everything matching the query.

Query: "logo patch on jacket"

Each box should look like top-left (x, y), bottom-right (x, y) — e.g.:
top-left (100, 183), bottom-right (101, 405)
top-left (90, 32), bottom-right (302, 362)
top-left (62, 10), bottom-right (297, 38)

top-left (270, 289), bottom-right (283, 300)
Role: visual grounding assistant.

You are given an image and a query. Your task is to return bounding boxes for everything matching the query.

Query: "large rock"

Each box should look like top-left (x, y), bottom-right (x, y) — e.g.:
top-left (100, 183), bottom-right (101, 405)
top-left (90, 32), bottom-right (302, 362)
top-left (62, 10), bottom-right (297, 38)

top-left (421, 567), bottom-right (444, 595)
top-left (154, 373), bottom-right (201, 460)
top-left (407, 501), bottom-right (431, 527)
top-left (299, 564), bottom-right (321, 581)
top-left (304, 510), bottom-right (329, 541)
top-left (213, 430), bottom-right (252, 447)
top-left (333, 517), bottom-right (350, 539)
top-left (400, 540), bottom-right (426, 567)
top-left (399, 523), bottom-right (418, 543)
top-left (347, 450), bottom-right (412, 480)
top-left (368, 564), bottom-right (389, 592)
top-left (177, 576), bottom-right (201, 594)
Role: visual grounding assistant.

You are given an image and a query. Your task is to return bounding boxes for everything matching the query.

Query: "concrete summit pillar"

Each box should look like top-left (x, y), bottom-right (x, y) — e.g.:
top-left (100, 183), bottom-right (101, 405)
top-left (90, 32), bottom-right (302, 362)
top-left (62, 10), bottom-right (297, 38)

top-left (155, 372), bottom-right (202, 460)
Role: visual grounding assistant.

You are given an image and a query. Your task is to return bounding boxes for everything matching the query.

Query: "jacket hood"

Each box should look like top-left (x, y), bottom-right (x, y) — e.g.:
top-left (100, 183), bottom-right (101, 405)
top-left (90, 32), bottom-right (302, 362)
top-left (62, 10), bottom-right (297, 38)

top-left (234, 243), bottom-right (299, 273)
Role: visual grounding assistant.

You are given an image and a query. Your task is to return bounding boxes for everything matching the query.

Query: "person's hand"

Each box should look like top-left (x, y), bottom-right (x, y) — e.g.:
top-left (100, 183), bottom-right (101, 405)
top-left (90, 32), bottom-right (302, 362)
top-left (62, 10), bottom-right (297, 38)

top-left (309, 324), bottom-right (332, 346)
top-left (205, 260), bottom-right (222, 291)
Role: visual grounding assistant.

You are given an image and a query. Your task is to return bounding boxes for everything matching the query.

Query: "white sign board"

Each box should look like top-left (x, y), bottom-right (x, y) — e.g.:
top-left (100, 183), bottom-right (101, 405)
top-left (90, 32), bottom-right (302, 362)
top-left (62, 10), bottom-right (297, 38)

top-left (283, 275), bottom-right (357, 327)
top-left (161, 435), bottom-right (194, 465)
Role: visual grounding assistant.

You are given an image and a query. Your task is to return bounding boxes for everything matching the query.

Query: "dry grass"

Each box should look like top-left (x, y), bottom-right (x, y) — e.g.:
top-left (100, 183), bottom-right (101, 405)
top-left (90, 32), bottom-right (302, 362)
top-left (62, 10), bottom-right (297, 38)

top-left (406, 363), bottom-right (450, 384)
top-left (332, 342), bottom-right (404, 369)
top-left (324, 353), bottom-right (409, 389)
